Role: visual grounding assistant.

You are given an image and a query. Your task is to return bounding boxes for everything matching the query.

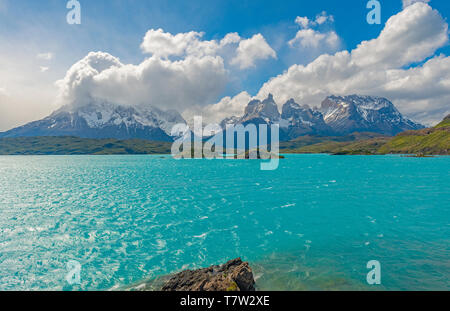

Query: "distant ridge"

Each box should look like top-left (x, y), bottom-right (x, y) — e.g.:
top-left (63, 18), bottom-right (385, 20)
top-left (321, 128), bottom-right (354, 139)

top-left (0, 94), bottom-right (423, 142)
top-left (0, 101), bottom-right (186, 142)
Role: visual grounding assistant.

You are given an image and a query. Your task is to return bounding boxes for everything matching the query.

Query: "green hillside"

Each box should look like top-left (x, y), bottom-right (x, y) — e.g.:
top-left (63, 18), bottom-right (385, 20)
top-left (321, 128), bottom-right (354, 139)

top-left (282, 115), bottom-right (449, 156)
top-left (434, 114), bottom-right (450, 129)
top-left (279, 132), bottom-right (388, 153)
top-left (378, 119), bottom-right (450, 155)
top-left (1, 115), bottom-right (448, 156)
top-left (0, 136), bottom-right (172, 155)
top-left (282, 138), bottom-right (391, 155)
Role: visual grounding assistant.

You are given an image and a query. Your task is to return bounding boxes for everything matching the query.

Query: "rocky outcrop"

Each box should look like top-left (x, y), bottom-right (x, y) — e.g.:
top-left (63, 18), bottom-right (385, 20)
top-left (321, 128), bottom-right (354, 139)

top-left (161, 258), bottom-right (256, 292)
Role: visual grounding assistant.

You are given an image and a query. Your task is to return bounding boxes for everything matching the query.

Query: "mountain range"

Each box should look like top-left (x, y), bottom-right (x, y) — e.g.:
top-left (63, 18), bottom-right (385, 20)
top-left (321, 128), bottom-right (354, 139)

top-left (1, 114), bottom-right (447, 155)
top-left (220, 94), bottom-right (424, 139)
top-left (280, 114), bottom-right (450, 156)
top-left (0, 101), bottom-right (185, 142)
top-left (0, 94), bottom-right (424, 141)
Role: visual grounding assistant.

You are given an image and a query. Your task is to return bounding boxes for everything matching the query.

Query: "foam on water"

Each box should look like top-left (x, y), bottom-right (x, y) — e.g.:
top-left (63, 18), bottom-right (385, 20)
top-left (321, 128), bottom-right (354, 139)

top-left (0, 155), bottom-right (449, 290)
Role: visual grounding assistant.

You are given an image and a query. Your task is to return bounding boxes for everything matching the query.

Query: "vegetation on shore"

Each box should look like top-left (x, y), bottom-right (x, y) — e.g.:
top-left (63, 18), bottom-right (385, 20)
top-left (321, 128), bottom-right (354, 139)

top-left (0, 115), bottom-right (448, 156)
top-left (280, 115), bottom-right (450, 156)
top-left (376, 115), bottom-right (450, 155)
top-left (0, 136), bottom-right (172, 155)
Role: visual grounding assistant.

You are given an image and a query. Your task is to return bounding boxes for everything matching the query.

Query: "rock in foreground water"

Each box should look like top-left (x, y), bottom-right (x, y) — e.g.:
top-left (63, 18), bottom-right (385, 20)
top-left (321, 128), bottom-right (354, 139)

top-left (161, 258), bottom-right (256, 291)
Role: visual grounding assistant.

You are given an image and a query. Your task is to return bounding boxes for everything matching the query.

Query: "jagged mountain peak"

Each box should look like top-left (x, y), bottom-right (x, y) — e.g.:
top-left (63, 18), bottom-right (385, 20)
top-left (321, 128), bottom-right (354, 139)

top-left (324, 94), bottom-right (393, 111)
top-left (283, 98), bottom-right (300, 109)
top-left (242, 94), bottom-right (281, 123)
top-left (281, 99), bottom-right (316, 116)
top-left (281, 99), bottom-right (331, 136)
top-left (320, 94), bottom-right (423, 135)
top-left (219, 94), bottom-right (423, 140)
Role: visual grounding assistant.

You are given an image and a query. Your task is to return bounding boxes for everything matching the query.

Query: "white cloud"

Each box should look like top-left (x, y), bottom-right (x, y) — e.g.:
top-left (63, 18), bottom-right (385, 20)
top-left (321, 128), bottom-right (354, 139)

top-left (352, 2), bottom-right (447, 69)
top-left (230, 34), bottom-right (277, 69)
top-left (289, 29), bottom-right (340, 49)
top-left (40, 66), bottom-right (49, 73)
top-left (33, 29), bottom-right (276, 129)
top-left (140, 28), bottom-right (242, 59)
top-left (295, 16), bottom-right (311, 29)
top-left (290, 12), bottom-right (341, 52)
top-left (185, 91), bottom-right (252, 124)
top-left (402, 0), bottom-right (431, 9)
top-left (36, 52), bottom-right (54, 60)
top-left (253, 2), bottom-right (449, 125)
top-left (141, 29), bottom-right (217, 58)
top-left (55, 51), bottom-right (228, 113)
top-left (314, 11), bottom-right (335, 25)
top-left (295, 11), bottom-right (334, 29)
top-left (140, 28), bottom-right (275, 71)
top-left (220, 32), bottom-right (242, 46)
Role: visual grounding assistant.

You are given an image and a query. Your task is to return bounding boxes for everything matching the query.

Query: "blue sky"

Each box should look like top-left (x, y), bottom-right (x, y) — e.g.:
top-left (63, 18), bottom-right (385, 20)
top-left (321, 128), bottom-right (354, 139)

top-left (5, 0), bottom-right (449, 91)
top-left (1, 0), bottom-right (450, 130)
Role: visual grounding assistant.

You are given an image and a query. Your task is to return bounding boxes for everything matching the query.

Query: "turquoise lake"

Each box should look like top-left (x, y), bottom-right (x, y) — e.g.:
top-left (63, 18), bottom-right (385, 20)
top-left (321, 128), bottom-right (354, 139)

top-left (0, 154), bottom-right (448, 291)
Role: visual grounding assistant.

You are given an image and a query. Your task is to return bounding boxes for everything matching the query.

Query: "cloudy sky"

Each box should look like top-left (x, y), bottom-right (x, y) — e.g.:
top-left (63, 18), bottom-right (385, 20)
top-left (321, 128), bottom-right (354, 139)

top-left (0, 0), bottom-right (449, 131)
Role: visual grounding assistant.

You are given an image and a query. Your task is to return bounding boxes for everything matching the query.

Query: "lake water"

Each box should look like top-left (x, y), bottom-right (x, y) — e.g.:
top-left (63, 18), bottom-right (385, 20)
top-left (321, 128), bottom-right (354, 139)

top-left (0, 154), bottom-right (448, 291)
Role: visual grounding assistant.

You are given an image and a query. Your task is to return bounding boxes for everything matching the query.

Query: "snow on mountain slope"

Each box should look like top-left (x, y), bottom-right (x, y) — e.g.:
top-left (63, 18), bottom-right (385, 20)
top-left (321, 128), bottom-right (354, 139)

top-left (0, 100), bottom-right (186, 141)
top-left (320, 95), bottom-right (424, 135)
top-left (281, 99), bottom-right (332, 136)
top-left (0, 94), bottom-right (424, 142)
top-left (240, 94), bottom-right (281, 124)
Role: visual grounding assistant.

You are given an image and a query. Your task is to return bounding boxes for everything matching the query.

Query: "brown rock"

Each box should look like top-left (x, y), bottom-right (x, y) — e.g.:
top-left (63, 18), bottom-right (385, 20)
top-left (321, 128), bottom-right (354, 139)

top-left (161, 258), bottom-right (255, 291)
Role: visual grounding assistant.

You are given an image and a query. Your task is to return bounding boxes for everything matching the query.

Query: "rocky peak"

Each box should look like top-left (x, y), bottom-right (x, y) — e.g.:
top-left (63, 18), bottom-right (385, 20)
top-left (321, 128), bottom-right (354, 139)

top-left (281, 99), bottom-right (301, 114)
top-left (280, 98), bottom-right (331, 136)
top-left (320, 95), bottom-right (423, 135)
top-left (282, 99), bottom-right (320, 119)
top-left (243, 94), bottom-right (280, 122)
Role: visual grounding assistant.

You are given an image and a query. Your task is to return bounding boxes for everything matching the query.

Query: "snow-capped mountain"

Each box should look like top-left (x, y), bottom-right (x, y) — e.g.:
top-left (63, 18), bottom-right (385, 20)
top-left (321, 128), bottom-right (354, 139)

top-left (281, 99), bottom-right (332, 136)
top-left (0, 101), bottom-right (186, 141)
top-left (219, 94), bottom-right (423, 140)
top-left (320, 95), bottom-right (424, 135)
top-left (219, 94), bottom-right (331, 141)
top-left (0, 94), bottom-right (424, 142)
top-left (240, 94), bottom-right (281, 124)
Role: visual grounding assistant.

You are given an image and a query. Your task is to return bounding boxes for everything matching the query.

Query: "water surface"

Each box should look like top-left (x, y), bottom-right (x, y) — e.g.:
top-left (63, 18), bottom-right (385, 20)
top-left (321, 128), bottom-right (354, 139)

top-left (0, 155), bottom-right (448, 290)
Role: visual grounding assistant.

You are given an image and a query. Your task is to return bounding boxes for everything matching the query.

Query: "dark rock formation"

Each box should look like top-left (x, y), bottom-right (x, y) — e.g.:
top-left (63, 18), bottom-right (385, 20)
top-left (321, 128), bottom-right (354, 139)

top-left (319, 95), bottom-right (424, 135)
top-left (281, 99), bottom-right (332, 136)
top-left (161, 258), bottom-right (256, 292)
top-left (219, 94), bottom-right (423, 141)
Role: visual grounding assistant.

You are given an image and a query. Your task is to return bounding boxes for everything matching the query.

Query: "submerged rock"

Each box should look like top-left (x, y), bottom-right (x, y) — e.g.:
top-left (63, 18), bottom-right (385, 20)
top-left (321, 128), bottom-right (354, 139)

top-left (161, 258), bottom-right (256, 291)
